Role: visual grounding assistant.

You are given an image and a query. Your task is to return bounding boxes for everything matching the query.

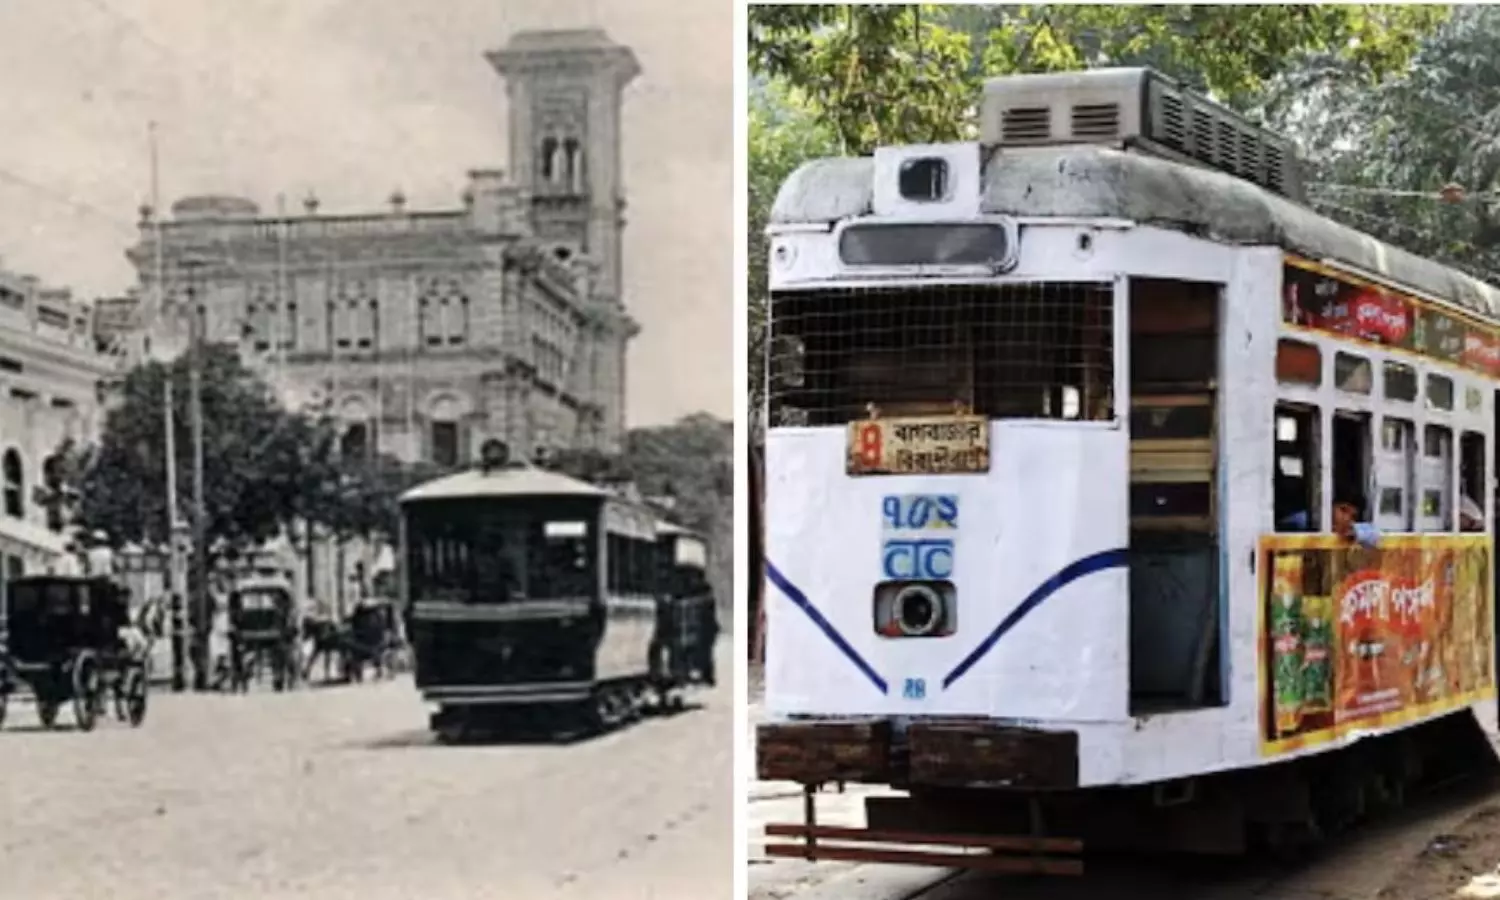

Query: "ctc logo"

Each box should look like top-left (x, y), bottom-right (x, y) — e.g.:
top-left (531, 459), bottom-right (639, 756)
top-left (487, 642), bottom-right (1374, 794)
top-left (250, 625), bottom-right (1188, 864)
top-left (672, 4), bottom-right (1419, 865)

top-left (882, 539), bottom-right (954, 581)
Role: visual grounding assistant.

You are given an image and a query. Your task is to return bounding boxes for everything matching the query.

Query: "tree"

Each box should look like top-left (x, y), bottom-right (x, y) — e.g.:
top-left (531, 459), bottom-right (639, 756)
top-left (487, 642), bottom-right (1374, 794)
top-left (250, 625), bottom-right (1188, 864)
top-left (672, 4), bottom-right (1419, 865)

top-left (68, 344), bottom-right (341, 563)
top-left (746, 5), bottom-right (1451, 411)
top-left (748, 84), bottom-right (837, 430)
top-left (1288, 5), bottom-right (1500, 285)
top-left (749, 5), bottom-right (1448, 155)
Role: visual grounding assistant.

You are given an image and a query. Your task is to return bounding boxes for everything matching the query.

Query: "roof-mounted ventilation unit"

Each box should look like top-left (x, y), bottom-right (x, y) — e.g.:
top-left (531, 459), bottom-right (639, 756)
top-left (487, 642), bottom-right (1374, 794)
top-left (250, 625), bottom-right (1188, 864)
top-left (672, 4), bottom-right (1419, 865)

top-left (978, 68), bottom-right (1303, 202)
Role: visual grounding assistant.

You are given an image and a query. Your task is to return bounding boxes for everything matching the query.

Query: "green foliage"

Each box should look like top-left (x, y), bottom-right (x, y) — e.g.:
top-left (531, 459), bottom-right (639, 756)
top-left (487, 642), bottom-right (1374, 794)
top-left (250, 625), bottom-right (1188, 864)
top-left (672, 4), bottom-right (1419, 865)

top-left (746, 5), bottom-right (1451, 418)
top-left (748, 5), bottom-right (1447, 154)
top-left (748, 83), bottom-right (837, 426)
top-left (1293, 5), bottom-right (1500, 283)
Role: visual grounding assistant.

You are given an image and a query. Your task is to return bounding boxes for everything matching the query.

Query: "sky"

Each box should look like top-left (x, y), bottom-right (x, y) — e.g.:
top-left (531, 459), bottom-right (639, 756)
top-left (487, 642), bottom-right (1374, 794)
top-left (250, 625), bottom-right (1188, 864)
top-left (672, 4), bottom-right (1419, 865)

top-left (0, 0), bottom-right (731, 427)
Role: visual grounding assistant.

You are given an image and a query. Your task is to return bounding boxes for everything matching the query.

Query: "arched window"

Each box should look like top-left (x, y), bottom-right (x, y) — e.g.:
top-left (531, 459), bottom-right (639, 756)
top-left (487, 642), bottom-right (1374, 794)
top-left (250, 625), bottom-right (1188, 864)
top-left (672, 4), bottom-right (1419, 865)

top-left (451, 296), bottom-right (469, 346)
top-left (429, 396), bottom-right (462, 468)
top-left (539, 137), bottom-right (558, 182)
top-left (563, 138), bottom-right (584, 194)
top-left (41, 454), bottom-right (63, 532)
top-left (4, 449), bottom-right (24, 519)
top-left (340, 423), bottom-right (369, 461)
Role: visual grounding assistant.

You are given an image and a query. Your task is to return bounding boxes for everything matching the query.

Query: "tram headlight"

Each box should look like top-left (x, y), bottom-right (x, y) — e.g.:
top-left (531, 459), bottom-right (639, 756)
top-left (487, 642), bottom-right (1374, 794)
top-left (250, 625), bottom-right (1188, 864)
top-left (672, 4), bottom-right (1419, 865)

top-left (873, 580), bottom-right (956, 638)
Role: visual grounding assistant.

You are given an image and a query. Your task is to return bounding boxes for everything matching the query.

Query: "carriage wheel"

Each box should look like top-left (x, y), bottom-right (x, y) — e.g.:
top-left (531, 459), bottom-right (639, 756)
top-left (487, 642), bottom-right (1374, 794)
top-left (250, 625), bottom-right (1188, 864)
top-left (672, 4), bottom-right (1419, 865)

top-left (121, 669), bottom-right (148, 727)
top-left (71, 653), bottom-right (101, 732)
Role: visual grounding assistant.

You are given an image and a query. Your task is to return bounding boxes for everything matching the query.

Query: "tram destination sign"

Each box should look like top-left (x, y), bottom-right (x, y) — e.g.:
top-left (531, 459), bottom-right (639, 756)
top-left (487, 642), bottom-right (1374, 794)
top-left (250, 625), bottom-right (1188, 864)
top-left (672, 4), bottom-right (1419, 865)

top-left (846, 415), bottom-right (990, 476)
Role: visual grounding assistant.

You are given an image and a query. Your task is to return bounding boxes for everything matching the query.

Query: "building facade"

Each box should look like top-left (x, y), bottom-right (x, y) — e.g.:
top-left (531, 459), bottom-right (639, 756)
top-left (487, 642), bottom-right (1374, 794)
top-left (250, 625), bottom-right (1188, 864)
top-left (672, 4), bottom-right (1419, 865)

top-left (113, 29), bottom-right (641, 465)
top-left (0, 263), bottom-right (114, 580)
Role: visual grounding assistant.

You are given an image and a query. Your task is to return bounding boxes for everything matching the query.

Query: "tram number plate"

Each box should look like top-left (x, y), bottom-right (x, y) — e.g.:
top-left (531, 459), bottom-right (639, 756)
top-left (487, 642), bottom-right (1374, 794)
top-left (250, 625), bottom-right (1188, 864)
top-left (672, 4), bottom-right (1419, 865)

top-left (846, 415), bottom-right (990, 476)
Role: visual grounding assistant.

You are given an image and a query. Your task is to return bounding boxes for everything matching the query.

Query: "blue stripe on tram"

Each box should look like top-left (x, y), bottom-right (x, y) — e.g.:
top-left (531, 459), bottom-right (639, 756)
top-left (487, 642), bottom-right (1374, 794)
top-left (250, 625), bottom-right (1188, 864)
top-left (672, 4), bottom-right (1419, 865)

top-left (765, 562), bottom-right (889, 695)
top-left (942, 548), bottom-right (1129, 690)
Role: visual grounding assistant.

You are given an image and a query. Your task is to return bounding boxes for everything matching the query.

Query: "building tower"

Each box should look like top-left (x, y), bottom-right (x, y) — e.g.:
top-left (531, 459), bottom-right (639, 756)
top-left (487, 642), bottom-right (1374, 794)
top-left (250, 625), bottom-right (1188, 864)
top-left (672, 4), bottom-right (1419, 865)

top-left (489, 29), bottom-right (639, 298)
top-left (489, 30), bottom-right (641, 447)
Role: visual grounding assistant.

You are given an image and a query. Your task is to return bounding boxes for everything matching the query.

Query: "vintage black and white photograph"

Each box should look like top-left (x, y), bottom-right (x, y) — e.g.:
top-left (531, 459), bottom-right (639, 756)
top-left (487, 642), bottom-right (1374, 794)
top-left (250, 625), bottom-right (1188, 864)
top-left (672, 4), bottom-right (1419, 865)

top-left (0, 1), bottom-right (732, 897)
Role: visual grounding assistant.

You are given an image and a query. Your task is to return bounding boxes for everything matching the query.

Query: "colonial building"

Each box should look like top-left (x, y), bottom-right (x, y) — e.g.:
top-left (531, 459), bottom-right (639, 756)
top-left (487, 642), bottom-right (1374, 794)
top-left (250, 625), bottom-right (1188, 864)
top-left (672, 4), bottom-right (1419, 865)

top-left (115, 28), bottom-right (641, 464)
top-left (0, 263), bottom-right (114, 580)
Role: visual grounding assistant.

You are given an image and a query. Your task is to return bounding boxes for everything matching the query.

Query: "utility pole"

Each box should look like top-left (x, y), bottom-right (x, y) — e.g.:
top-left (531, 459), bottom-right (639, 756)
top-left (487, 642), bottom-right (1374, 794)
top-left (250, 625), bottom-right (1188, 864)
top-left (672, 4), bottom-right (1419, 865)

top-left (149, 121), bottom-right (187, 692)
top-left (185, 258), bottom-right (209, 691)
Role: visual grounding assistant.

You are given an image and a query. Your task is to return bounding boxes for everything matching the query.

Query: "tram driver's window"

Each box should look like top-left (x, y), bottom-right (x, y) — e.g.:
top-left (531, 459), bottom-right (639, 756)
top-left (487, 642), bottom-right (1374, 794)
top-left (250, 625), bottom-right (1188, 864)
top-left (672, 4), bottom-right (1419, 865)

top-left (1331, 413), bottom-right (1371, 525)
top-left (1460, 431), bottom-right (1487, 532)
top-left (1274, 404), bottom-right (1319, 532)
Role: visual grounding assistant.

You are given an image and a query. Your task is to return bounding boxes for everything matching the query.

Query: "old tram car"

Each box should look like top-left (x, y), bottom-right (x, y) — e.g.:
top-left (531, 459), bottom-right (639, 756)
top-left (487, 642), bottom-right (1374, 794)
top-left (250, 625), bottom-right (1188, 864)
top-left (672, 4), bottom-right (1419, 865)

top-left (402, 441), bottom-right (699, 741)
top-left (757, 68), bottom-right (1500, 872)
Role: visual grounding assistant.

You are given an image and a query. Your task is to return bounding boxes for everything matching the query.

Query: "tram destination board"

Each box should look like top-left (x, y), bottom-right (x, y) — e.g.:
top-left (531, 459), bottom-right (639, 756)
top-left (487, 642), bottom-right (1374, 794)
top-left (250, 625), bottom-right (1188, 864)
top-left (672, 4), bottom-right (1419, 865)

top-left (846, 415), bottom-right (990, 476)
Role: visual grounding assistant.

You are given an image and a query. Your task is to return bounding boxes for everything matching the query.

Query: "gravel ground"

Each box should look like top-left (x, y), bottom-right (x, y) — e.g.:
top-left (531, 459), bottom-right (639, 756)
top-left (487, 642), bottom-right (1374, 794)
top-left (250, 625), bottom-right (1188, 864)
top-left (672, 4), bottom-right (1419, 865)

top-left (0, 644), bottom-right (732, 900)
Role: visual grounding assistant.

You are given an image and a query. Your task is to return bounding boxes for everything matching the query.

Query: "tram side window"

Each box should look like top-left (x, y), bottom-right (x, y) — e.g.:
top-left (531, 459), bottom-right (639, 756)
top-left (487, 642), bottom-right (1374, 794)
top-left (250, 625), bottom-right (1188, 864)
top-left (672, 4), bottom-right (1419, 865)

top-left (1334, 352), bottom-right (1372, 394)
top-left (1383, 361), bottom-right (1418, 403)
top-left (1273, 404), bottom-right (1319, 532)
top-left (606, 533), bottom-right (657, 596)
top-left (1275, 340), bottom-right (1321, 387)
top-left (1375, 417), bottom-right (1415, 532)
top-left (1460, 432), bottom-right (1487, 532)
top-left (1331, 413), bottom-right (1372, 522)
top-left (1420, 425), bottom-right (1454, 532)
top-left (1427, 374), bottom-right (1455, 411)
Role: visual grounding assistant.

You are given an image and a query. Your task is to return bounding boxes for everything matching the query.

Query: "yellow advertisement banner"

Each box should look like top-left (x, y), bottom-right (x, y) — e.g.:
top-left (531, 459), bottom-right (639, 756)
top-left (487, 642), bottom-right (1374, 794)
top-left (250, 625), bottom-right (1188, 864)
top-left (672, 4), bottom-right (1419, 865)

top-left (1258, 534), bottom-right (1496, 757)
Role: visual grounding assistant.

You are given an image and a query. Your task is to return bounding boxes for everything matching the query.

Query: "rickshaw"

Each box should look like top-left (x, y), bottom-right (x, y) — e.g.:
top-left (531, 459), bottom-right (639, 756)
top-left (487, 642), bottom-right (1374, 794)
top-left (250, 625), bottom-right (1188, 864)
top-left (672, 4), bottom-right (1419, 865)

top-left (227, 576), bottom-right (299, 692)
top-left (0, 575), bottom-right (148, 731)
top-left (342, 597), bottom-right (402, 682)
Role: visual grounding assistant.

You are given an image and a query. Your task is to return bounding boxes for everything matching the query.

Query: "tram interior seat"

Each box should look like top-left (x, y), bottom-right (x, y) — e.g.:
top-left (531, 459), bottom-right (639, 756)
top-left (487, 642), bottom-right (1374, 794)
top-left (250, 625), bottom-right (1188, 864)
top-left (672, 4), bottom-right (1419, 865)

top-left (1126, 279), bottom-right (1225, 715)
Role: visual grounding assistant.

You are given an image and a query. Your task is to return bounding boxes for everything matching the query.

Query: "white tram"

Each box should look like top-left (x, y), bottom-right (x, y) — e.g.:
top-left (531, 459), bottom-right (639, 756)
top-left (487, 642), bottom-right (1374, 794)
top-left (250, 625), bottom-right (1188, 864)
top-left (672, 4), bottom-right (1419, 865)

top-left (757, 68), bottom-right (1500, 868)
top-left (401, 441), bottom-right (665, 740)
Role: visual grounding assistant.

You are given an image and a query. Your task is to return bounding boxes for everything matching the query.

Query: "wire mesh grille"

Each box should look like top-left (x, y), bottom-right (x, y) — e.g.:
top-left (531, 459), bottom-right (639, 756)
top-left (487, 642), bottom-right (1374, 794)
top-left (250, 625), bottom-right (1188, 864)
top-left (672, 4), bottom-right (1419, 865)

top-left (767, 282), bottom-right (1114, 427)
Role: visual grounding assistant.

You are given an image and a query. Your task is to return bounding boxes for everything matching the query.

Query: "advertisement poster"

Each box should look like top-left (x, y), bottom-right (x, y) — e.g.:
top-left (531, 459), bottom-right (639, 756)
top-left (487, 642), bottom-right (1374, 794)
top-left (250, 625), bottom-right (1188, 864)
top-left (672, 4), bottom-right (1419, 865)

top-left (1281, 257), bottom-right (1500, 376)
top-left (1260, 535), bottom-right (1496, 756)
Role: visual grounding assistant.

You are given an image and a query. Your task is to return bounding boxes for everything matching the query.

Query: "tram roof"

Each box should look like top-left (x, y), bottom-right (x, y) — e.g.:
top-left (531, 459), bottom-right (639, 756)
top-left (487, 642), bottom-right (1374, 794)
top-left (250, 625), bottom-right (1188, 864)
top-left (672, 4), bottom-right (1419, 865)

top-left (655, 519), bottom-right (702, 539)
top-left (770, 144), bottom-right (1500, 321)
top-left (399, 463), bottom-right (607, 504)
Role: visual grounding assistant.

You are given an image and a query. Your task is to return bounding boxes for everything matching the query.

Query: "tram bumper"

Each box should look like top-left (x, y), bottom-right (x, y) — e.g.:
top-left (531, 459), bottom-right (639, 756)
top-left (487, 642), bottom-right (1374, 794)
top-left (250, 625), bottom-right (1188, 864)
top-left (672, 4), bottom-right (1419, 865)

top-left (757, 717), bottom-right (1080, 790)
top-left (422, 681), bottom-right (594, 707)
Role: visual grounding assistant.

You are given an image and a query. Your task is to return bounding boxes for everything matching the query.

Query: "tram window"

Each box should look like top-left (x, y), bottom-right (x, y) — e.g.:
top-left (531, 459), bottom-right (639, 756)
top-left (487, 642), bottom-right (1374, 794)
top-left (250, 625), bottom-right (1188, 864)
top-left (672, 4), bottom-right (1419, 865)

top-left (1273, 404), bottom-right (1319, 532)
top-left (1383, 362), bottom-right (1418, 403)
top-left (1374, 416), bottom-right (1414, 531)
top-left (1460, 432), bottom-right (1487, 532)
top-left (767, 282), bottom-right (1114, 426)
top-left (1427, 374), bottom-right (1455, 411)
top-left (1375, 417), bottom-right (1415, 532)
top-left (1275, 339), bottom-right (1321, 387)
top-left (1334, 353), bottom-right (1372, 394)
top-left (1420, 425), bottom-right (1454, 531)
top-left (1331, 413), bottom-right (1371, 523)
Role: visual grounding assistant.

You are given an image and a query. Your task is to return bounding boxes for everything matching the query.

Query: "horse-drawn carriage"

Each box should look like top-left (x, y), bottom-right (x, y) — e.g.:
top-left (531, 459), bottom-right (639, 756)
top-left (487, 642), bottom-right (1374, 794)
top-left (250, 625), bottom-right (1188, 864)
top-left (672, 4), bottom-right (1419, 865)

top-left (0, 575), bottom-right (149, 731)
top-left (341, 597), bottom-right (403, 682)
top-left (227, 576), bottom-right (299, 692)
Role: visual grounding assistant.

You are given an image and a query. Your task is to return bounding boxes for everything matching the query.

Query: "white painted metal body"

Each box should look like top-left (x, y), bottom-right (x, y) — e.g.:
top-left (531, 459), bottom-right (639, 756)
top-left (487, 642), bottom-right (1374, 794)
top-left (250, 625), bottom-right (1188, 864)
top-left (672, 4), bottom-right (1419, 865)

top-left (763, 142), bottom-right (1500, 788)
